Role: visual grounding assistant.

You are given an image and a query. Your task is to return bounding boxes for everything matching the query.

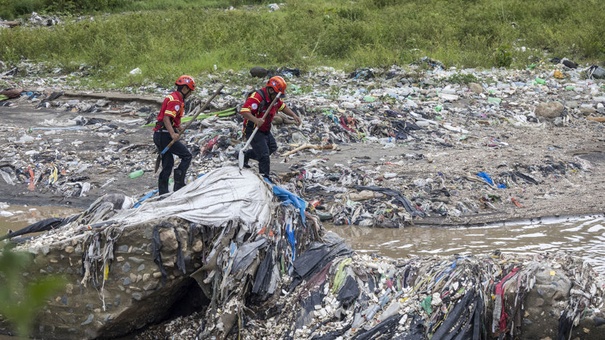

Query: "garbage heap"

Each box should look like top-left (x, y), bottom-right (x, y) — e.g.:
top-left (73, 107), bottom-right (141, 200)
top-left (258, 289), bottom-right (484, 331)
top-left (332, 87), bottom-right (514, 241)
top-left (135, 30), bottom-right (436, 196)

top-left (3, 62), bottom-right (605, 227)
top-left (3, 166), bottom-right (319, 339)
top-left (156, 248), bottom-right (605, 340)
top-left (2, 167), bottom-right (605, 340)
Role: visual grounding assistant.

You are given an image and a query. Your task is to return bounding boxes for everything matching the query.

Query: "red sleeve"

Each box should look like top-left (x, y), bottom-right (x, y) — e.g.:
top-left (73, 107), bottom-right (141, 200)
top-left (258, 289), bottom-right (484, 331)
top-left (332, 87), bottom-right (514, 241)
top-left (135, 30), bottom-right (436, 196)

top-left (164, 98), bottom-right (182, 119)
top-left (164, 93), bottom-right (184, 128)
top-left (240, 92), bottom-right (262, 117)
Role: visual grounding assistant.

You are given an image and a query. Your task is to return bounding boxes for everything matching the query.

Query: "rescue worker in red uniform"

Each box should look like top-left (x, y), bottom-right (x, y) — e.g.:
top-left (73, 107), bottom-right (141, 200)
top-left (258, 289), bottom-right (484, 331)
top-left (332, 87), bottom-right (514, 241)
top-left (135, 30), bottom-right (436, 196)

top-left (153, 75), bottom-right (195, 195)
top-left (239, 76), bottom-right (301, 180)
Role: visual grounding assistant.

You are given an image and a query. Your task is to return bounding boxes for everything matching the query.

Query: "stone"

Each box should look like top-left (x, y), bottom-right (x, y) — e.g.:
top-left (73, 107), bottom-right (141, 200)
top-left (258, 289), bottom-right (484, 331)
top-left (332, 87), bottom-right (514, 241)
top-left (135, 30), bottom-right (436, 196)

top-left (535, 101), bottom-right (565, 118)
top-left (469, 83), bottom-right (483, 94)
top-left (250, 66), bottom-right (268, 78)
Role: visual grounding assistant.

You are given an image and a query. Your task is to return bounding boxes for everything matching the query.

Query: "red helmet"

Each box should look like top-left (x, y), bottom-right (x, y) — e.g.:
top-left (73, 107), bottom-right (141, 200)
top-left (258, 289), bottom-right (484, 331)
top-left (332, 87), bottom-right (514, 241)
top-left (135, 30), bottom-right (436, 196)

top-left (266, 76), bottom-right (287, 94)
top-left (175, 75), bottom-right (195, 91)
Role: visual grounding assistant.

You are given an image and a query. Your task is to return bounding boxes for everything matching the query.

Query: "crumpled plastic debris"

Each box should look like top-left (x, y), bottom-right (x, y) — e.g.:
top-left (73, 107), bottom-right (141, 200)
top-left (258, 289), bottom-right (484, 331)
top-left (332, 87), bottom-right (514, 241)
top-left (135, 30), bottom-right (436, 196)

top-left (1, 62), bottom-right (603, 228)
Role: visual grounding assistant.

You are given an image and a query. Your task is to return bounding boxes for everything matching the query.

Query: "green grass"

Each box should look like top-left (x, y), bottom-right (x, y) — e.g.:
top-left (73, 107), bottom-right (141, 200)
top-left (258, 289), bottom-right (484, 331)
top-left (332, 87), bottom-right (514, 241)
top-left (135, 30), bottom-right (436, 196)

top-left (1, 0), bottom-right (604, 90)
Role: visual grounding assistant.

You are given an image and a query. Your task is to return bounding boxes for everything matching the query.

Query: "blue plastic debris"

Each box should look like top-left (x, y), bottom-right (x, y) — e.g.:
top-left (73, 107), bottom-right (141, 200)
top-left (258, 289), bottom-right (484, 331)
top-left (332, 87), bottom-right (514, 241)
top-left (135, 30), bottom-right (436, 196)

top-left (476, 171), bottom-right (495, 186)
top-left (271, 184), bottom-right (308, 225)
top-left (133, 189), bottom-right (158, 208)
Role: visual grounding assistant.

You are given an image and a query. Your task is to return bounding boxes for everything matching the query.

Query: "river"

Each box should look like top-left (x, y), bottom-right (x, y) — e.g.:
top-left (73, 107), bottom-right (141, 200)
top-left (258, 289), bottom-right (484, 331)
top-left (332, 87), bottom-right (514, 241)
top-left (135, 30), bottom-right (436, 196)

top-left (1, 205), bottom-right (604, 339)
top-left (325, 214), bottom-right (605, 274)
top-left (2, 204), bottom-right (604, 275)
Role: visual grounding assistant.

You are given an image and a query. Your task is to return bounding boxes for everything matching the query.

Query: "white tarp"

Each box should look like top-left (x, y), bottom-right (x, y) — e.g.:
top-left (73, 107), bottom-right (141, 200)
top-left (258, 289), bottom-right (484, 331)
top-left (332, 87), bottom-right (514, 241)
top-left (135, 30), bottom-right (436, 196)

top-left (114, 166), bottom-right (274, 230)
top-left (17, 166), bottom-right (275, 253)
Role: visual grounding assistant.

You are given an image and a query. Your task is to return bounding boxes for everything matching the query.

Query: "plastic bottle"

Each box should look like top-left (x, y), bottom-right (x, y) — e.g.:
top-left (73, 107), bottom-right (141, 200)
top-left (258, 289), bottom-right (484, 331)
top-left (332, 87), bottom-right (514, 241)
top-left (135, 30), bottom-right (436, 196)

top-left (487, 97), bottom-right (502, 105)
top-left (128, 169), bottom-right (144, 179)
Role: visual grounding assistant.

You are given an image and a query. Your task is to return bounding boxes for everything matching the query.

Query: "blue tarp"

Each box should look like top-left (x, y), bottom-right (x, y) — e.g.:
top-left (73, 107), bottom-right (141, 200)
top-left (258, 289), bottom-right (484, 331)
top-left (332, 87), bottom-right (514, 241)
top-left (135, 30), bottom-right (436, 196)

top-left (270, 182), bottom-right (308, 225)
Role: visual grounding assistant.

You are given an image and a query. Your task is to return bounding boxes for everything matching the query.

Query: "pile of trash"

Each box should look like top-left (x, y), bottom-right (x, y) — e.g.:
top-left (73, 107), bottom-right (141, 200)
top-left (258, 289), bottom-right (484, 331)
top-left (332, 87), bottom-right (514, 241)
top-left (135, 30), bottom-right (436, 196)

top-left (156, 251), bottom-right (605, 340)
top-left (1, 167), bottom-right (319, 339)
top-left (1, 59), bottom-right (605, 227)
top-left (3, 166), bottom-right (605, 340)
top-left (0, 12), bottom-right (62, 28)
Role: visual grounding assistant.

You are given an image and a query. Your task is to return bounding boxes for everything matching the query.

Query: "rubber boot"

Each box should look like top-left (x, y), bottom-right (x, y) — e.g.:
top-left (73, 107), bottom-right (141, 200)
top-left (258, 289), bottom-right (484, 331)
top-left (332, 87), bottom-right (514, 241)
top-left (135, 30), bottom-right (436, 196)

top-left (258, 154), bottom-right (271, 180)
top-left (243, 152), bottom-right (251, 169)
top-left (174, 169), bottom-right (186, 191)
top-left (158, 178), bottom-right (169, 195)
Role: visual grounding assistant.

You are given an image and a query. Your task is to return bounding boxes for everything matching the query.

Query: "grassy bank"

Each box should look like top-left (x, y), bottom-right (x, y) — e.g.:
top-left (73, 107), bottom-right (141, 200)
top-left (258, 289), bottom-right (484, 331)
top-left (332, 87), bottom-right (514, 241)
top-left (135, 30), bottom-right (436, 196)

top-left (1, 0), bottom-right (604, 89)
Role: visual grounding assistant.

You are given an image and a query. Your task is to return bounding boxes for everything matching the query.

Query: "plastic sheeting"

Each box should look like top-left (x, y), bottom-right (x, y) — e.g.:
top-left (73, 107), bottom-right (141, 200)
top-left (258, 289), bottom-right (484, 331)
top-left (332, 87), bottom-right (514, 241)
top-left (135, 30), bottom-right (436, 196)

top-left (272, 184), bottom-right (307, 224)
top-left (113, 166), bottom-right (274, 231)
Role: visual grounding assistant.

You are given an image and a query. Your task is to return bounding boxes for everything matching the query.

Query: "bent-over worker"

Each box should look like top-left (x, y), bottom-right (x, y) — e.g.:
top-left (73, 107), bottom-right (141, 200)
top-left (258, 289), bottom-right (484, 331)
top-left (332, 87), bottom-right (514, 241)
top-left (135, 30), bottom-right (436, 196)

top-left (239, 76), bottom-right (301, 180)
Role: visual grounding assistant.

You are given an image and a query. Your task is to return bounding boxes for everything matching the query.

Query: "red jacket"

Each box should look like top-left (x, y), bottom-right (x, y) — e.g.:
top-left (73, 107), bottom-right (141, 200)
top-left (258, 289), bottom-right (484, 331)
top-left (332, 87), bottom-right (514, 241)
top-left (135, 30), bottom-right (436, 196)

top-left (153, 91), bottom-right (185, 132)
top-left (240, 88), bottom-right (285, 132)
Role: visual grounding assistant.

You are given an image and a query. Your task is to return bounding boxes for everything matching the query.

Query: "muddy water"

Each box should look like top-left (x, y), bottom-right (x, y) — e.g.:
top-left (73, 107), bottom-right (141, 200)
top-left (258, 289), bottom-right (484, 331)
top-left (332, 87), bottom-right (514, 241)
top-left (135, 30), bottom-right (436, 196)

top-left (327, 214), bottom-right (605, 274)
top-left (0, 204), bottom-right (81, 236)
top-left (2, 205), bottom-right (605, 275)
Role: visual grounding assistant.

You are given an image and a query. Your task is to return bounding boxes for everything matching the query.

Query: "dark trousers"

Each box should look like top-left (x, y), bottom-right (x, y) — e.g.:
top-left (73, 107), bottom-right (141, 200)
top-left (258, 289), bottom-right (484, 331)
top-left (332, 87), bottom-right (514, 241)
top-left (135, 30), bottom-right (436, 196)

top-left (244, 126), bottom-right (277, 178)
top-left (153, 131), bottom-right (192, 194)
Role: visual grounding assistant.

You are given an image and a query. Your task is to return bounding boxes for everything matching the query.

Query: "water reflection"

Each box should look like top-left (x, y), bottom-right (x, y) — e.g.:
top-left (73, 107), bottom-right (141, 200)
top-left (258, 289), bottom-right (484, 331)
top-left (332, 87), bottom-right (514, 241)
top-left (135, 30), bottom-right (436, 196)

top-left (325, 214), bottom-right (605, 274)
top-left (0, 204), bottom-right (80, 236)
top-left (2, 204), bottom-right (604, 274)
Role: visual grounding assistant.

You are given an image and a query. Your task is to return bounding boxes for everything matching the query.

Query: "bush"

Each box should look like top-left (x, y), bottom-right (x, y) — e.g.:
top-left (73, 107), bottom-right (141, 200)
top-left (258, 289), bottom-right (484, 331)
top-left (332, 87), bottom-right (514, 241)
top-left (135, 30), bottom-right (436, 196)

top-left (43, 0), bottom-right (128, 13)
top-left (0, 0), bottom-right (44, 19)
top-left (495, 45), bottom-right (513, 68)
top-left (1, 0), bottom-right (604, 88)
top-left (448, 73), bottom-right (478, 84)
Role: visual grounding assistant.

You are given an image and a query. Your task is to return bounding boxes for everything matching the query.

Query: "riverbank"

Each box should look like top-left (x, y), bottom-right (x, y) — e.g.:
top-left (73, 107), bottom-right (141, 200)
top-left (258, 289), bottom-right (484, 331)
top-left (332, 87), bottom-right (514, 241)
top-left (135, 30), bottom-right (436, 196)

top-left (1, 64), bottom-right (605, 229)
top-left (4, 167), bottom-right (605, 340)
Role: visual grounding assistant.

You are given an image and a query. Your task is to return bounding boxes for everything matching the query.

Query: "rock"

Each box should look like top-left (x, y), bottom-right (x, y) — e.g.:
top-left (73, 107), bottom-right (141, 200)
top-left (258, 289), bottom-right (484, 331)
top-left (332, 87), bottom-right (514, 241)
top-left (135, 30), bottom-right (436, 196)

top-left (535, 101), bottom-right (565, 118)
top-left (0, 88), bottom-right (22, 99)
top-left (250, 66), bottom-right (268, 78)
top-left (579, 104), bottom-right (597, 116)
top-left (468, 83), bottom-right (483, 94)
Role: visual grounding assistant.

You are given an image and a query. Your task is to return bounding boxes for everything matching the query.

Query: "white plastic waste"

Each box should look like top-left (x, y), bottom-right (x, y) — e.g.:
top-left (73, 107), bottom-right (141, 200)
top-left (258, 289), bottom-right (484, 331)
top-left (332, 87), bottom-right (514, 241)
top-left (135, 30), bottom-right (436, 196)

top-left (114, 166), bottom-right (273, 233)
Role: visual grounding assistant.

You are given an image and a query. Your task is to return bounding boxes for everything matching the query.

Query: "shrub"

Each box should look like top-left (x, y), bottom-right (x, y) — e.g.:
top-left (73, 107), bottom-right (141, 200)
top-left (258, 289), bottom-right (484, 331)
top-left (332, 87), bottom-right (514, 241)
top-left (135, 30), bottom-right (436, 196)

top-left (495, 45), bottom-right (513, 68)
top-left (448, 73), bottom-right (478, 84)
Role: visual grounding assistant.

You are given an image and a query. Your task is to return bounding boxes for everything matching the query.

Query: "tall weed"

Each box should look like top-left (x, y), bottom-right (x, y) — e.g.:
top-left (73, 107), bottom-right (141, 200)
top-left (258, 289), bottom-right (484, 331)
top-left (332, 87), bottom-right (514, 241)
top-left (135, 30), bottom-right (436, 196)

top-left (0, 0), bottom-right (604, 88)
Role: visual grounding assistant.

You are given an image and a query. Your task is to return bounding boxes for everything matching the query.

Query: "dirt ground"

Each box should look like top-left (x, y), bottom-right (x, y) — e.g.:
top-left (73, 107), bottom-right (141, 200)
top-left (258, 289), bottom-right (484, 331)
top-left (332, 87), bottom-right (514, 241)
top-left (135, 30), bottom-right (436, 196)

top-left (1, 86), bottom-right (605, 227)
top-left (0, 103), bottom-right (154, 208)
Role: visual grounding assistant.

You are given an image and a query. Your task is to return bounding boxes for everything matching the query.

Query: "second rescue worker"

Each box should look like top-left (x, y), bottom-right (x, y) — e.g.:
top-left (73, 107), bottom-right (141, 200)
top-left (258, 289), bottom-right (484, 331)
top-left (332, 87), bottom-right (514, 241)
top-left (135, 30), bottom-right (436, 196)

top-left (239, 76), bottom-right (301, 180)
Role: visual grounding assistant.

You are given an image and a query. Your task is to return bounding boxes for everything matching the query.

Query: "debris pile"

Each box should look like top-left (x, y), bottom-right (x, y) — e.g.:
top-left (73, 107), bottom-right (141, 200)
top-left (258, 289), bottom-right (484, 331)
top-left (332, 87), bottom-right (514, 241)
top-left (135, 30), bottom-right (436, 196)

top-left (175, 251), bottom-right (604, 340)
top-left (0, 12), bottom-right (61, 29)
top-left (3, 166), bottom-right (605, 340)
top-left (3, 60), bottom-right (605, 226)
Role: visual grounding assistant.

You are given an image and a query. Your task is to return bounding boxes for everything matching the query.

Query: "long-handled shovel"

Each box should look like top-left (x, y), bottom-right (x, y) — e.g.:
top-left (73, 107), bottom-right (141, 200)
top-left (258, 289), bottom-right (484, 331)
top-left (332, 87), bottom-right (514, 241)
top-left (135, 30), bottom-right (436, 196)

top-left (155, 84), bottom-right (224, 173)
top-left (238, 92), bottom-right (282, 169)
